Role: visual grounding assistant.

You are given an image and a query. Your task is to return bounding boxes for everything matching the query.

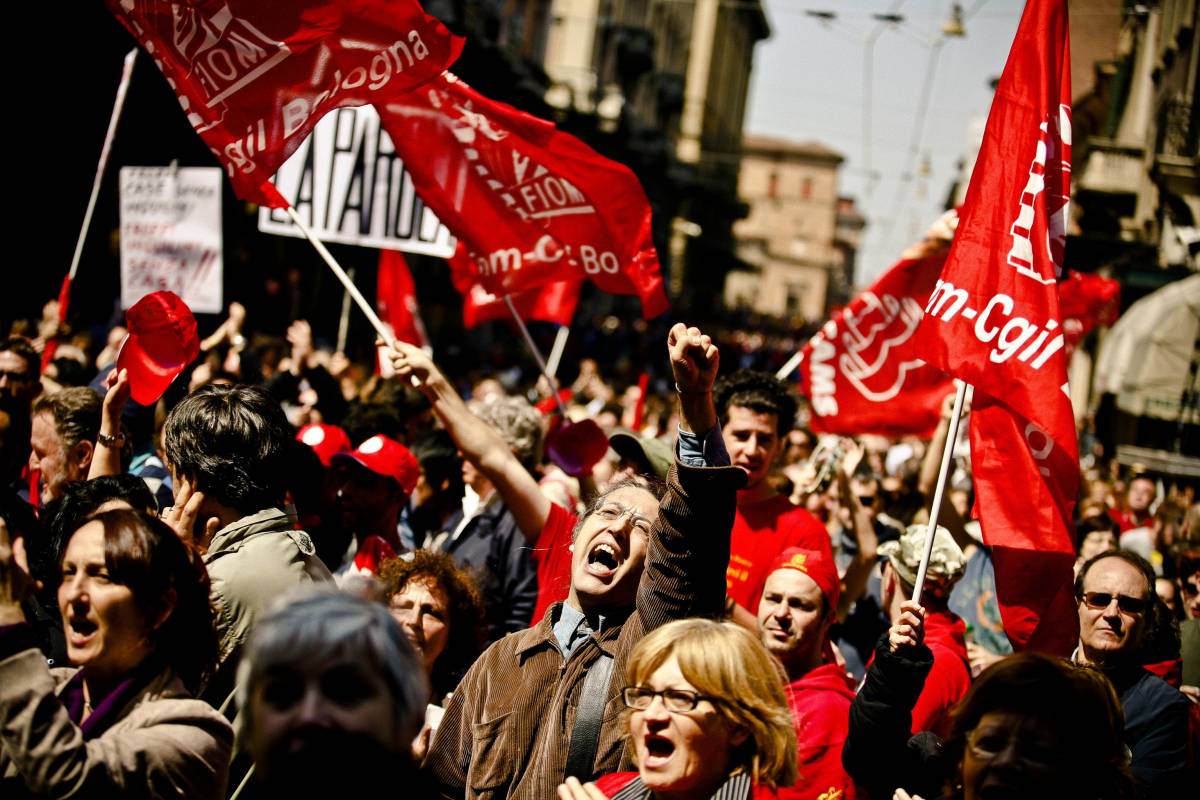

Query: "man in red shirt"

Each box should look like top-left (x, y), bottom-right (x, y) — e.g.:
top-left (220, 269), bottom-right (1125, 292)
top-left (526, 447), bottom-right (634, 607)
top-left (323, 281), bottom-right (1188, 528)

top-left (878, 523), bottom-right (969, 737)
top-left (714, 370), bottom-right (831, 627)
top-left (758, 547), bottom-right (859, 800)
top-left (1109, 475), bottom-right (1156, 534)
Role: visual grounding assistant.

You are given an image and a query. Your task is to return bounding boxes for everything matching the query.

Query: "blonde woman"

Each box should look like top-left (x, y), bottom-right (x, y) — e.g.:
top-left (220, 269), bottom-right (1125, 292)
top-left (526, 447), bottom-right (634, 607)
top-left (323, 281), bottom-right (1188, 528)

top-left (560, 618), bottom-right (798, 800)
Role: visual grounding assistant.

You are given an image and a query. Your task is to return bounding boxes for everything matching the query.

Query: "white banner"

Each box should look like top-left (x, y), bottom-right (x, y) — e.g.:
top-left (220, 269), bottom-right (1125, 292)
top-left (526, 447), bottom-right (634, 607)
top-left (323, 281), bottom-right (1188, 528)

top-left (119, 166), bottom-right (223, 314)
top-left (258, 105), bottom-right (455, 256)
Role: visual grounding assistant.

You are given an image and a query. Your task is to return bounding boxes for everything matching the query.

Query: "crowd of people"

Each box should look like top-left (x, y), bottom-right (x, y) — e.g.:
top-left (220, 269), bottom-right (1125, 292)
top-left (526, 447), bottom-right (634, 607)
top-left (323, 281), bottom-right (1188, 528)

top-left (1, 297), bottom-right (1197, 800)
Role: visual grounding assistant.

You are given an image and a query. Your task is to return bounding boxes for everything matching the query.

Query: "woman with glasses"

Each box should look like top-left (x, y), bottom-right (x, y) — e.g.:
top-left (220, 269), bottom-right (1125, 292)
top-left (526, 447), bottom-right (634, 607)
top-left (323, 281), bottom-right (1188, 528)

top-left (558, 618), bottom-right (797, 800)
top-left (846, 599), bottom-right (1134, 800)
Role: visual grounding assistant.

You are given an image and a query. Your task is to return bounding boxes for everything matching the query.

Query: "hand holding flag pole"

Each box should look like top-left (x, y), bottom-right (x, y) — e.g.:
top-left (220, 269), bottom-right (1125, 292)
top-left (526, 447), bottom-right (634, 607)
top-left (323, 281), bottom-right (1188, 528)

top-left (911, 380), bottom-right (968, 607)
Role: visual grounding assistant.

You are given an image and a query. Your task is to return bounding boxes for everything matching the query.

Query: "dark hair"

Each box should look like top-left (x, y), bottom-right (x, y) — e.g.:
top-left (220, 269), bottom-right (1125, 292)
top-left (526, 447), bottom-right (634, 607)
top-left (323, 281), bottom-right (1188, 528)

top-left (1175, 548), bottom-right (1200, 581)
top-left (1074, 549), bottom-right (1155, 602)
top-left (714, 370), bottom-right (797, 437)
top-left (0, 337), bottom-right (38, 377)
top-left (76, 509), bottom-right (219, 692)
top-left (379, 550), bottom-right (485, 697)
top-left (944, 654), bottom-right (1133, 800)
top-left (43, 475), bottom-right (156, 589)
top-left (1075, 515), bottom-right (1119, 552)
top-left (342, 401), bottom-right (405, 447)
top-left (409, 431), bottom-right (464, 499)
top-left (48, 358), bottom-right (91, 388)
top-left (162, 384), bottom-right (290, 512)
top-left (31, 387), bottom-right (102, 451)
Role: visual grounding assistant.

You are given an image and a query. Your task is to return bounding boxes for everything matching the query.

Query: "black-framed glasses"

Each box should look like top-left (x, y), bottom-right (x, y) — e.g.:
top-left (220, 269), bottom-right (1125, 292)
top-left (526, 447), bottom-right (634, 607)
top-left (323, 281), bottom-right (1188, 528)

top-left (622, 686), bottom-right (716, 713)
top-left (1080, 591), bottom-right (1146, 614)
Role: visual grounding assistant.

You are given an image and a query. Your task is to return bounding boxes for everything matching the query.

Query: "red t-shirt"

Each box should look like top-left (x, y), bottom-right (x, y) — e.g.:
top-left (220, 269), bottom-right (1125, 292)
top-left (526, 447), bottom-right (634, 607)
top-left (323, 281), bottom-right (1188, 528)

top-left (529, 502), bottom-right (577, 624)
top-left (726, 494), bottom-right (832, 613)
top-left (911, 608), bottom-right (971, 738)
top-left (780, 663), bottom-right (860, 800)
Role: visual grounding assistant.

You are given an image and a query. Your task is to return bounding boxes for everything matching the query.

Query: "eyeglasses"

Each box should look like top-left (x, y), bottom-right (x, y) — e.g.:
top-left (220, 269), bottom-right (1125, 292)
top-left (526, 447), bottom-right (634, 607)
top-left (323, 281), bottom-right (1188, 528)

top-left (1080, 591), bottom-right (1146, 614)
top-left (0, 369), bottom-right (34, 383)
top-left (622, 686), bottom-right (716, 713)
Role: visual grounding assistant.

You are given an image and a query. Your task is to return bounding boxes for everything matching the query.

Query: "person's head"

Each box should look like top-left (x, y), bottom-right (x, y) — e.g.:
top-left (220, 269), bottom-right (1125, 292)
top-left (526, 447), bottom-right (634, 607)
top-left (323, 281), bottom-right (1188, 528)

top-left (879, 524), bottom-right (965, 613)
top-left (237, 590), bottom-right (427, 791)
top-left (330, 435), bottom-right (418, 537)
top-left (468, 395), bottom-right (545, 473)
top-left (568, 479), bottom-right (665, 615)
top-left (42, 474), bottom-right (157, 589)
top-left (608, 430), bottom-right (673, 485)
top-left (0, 336), bottom-right (40, 407)
top-left (161, 384), bottom-right (290, 517)
top-left (943, 654), bottom-right (1131, 800)
top-left (1075, 550), bottom-right (1155, 667)
top-left (757, 547), bottom-right (840, 677)
top-left (1173, 549), bottom-right (1200, 619)
top-left (59, 509), bottom-right (218, 693)
top-left (782, 428), bottom-right (814, 466)
top-left (379, 550), bottom-right (485, 697)
top-left (1155, 577), bottom-right (1183, 620)
top-left (714, 371), bottom-right (797, 489)
top-left (30, 387), bottom-right (102, 503)
top-left (623, 619), bottom-right (798, 796)
top-left (1076, 516), bottom-right (1119, 561)
top-left (1125, 476), bottom-right (1156, 514)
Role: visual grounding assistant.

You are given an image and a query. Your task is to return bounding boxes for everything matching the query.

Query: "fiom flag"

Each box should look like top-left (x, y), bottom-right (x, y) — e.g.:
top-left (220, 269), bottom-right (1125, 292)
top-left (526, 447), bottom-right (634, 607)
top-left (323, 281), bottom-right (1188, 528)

top-left (374, 72), bottom-right (668, 318)
top-left (800, 213), bottom-right (956, 438)
top-left (914, 0), bottom-right (1078, 654)
top-left (107, 0), bottom-right (463, 207)
top-left (377, 249), bottom-right (428, 348)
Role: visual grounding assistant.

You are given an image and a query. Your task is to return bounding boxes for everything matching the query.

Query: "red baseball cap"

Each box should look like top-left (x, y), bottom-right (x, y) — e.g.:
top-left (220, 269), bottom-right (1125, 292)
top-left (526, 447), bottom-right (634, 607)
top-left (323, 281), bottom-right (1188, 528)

top-left (768, 547), bottom-right (841, 618)
top-left (332, 434), bottom-right (419, 495)
top-left (296, 423), bottom-right (351, 466)
top-left (117, 291), bottom-right (199, 405)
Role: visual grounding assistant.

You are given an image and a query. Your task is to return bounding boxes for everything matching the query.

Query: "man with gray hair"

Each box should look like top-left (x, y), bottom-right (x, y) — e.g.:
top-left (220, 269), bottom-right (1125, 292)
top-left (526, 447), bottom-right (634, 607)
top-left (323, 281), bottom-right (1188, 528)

top-left (427, 394), bottom-right (541, 643)
top-left (237, 590), bottom-right (428, 796)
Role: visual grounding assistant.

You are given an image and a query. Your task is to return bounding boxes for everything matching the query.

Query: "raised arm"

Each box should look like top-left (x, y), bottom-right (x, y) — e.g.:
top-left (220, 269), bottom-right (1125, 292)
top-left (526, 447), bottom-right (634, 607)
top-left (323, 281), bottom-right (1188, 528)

top-left (87, 369), bottom-right (129, 480)
top-left (835, 439), bottom-right (878, 620)
top-left (389, 342), bottom-right (551, 542)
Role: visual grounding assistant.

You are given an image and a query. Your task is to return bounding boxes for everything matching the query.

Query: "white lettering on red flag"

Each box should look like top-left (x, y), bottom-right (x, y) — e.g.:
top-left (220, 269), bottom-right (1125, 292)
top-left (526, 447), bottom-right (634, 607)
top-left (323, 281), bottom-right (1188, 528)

top-left (374, 73), bottom-right (668, 318)
top-left (107, 1), bottom-right (463, 207)
top-left (914, 0), bottom-right (1078, 655)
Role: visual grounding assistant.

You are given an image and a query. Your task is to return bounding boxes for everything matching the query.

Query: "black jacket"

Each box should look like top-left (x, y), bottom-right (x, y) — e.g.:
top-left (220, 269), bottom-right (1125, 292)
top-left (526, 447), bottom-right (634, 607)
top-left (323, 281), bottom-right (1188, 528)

top-left (1104, 663), bottom-right (1191, 799)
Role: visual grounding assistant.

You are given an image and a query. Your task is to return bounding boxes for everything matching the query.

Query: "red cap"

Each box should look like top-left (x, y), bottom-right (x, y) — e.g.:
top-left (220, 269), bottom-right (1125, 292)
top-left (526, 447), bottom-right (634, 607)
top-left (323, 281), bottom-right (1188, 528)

top-left (332, 434), bottom-right (419, 495)
top-left (117, 291), bottom-right (199, 405)
top-left (768, 547), bottom-right (840, 618)
top-left (296, 423), bottom-right (351, 466)
top-left (545, 418), bottom-right (609, 477)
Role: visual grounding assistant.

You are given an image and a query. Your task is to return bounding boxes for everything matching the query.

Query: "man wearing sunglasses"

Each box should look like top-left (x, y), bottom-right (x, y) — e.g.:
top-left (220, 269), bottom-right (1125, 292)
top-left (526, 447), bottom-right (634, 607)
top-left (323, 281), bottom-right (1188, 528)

top-left (1074, 550), bottom-right (1189, 798)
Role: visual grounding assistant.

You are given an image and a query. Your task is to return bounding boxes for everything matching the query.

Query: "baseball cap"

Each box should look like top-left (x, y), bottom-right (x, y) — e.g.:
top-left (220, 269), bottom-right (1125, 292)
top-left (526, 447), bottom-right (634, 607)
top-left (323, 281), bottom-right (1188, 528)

top-left (768, 546), bottom-right (840, 618)
top-left (331, 434), bottom-right (419, 495)
top-left (296, 423), bottom-right (351, 466)
top-left (116, 291), bottom-right (199, 405)
top-left (609, 429), bottom-right (672, 480)
top-left (878, 523), bottom-right (966, 599)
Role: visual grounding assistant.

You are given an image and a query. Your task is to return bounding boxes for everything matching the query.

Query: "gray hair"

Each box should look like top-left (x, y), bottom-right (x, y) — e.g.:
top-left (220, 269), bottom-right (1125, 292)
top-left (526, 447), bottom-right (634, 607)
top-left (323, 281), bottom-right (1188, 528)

top-left (468, 395), bottom-right (544, 468)
top-left (236, 589), bottom-right (428, 744)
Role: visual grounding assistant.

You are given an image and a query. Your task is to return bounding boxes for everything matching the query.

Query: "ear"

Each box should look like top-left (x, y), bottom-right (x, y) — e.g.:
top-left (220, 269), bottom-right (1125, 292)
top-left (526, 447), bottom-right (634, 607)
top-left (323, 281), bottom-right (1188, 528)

top-left (151, 588), bottom-right (177, 632)
top-left (73, 439), bottom-right (95, 471)
top-left (728, 722), bottom-right (750, 749)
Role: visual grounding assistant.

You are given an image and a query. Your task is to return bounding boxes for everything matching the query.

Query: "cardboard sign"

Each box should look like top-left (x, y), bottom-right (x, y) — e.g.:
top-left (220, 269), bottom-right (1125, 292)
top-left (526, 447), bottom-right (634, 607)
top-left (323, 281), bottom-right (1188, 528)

top-left (119, 166), bottom-right (223, 314)
top-left (258, 105), bottom-right (455, 256)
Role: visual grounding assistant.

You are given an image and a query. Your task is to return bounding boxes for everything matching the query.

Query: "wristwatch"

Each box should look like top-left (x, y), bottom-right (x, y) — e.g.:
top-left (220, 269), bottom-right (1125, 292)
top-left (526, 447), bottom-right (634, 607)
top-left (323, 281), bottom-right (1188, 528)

top-left (97, 431), bottom-right (126, 447)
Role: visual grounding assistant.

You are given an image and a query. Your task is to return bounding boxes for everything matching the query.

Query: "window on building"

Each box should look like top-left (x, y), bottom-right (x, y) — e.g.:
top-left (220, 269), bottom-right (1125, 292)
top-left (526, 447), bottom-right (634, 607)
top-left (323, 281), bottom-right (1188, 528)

top-left (801, 177), bottom-right (813, 199)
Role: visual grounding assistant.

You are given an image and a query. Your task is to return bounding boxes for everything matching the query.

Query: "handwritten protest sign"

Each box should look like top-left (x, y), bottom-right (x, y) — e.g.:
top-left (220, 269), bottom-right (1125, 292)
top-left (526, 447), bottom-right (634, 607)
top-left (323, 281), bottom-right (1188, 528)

top-left (119, 167), bottom-right (223, 314)
top-left (258, 105), bottom-right (455, 257)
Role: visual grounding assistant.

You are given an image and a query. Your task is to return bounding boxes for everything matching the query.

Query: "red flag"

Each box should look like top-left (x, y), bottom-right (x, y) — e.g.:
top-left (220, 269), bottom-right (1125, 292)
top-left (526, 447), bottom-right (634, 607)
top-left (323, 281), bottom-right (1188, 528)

top-left (106, 0), bottom-right (462, 207)
top-left (799, 215), bottom-right (956, 438)
top-left (374, 72), bottom-right (668, 318)
top-left (914, 0), bottom-right (1078, 654)
top-left (377, 249), bottom-right (428, 348)
top-left (1058, 270), bottom-right (1120, 350)
top-left (453, 249), bottom-right (581, 328)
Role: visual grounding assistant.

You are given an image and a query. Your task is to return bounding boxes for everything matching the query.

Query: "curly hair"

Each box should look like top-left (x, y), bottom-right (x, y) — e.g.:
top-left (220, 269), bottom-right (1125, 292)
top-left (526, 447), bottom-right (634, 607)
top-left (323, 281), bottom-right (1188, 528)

top-left (81, 509), bottom-right (219, 693)
top-left (467, 395), bottom-right (544, 470)
top-left (161, 383), bottom-right (290, 512)
top-left (378, 550), bottom-right (485, 697)
top-left (713, 370), bottom-right (797, 436)
top-left (625, 619), bottom-right (798, 789)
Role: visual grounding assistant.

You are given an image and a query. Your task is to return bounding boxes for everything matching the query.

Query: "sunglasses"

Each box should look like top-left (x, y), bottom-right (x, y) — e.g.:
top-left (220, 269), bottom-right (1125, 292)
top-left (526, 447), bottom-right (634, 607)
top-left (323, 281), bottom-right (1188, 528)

top-left (1080, 591), bottom-right (1146, 614)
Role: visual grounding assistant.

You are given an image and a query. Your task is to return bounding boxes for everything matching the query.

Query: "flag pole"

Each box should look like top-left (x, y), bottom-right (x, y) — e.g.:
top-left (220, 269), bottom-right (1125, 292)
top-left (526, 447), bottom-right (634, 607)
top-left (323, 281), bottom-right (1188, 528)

top-left (285, 207), bottom-right (396, 350)
top-left (504, 296), bottom-right (570, 417)
top-left (335, 268), bottom-right (356, 353)
top-left (912, 380), bottom-right (969, 606)
top-left (545, 325), bottom-right (570, 379)
top-left (776, 349), bottom-right (805, 381)
top-left (68, 48), bottom-right (137, 285)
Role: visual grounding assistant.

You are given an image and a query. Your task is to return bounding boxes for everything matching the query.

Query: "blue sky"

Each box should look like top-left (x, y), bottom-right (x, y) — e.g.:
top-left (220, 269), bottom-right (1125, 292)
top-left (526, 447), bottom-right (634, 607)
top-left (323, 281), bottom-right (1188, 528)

top-left (744, 0), bottom-right (1026, 284)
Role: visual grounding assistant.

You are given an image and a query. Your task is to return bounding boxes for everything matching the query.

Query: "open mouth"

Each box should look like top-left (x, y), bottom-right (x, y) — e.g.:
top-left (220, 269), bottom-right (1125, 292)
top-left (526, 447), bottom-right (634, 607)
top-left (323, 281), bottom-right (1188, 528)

top-left (643, 734), bottom-right (676, 767)
top-left (67, 617), bottom-right (98, 646)
top-left (586, 541), bottom-right (621, 576)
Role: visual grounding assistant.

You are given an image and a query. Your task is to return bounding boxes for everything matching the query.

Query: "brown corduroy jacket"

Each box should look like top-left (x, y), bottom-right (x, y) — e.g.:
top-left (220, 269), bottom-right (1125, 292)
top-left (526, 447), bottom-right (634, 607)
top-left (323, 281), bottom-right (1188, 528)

top-left (425, 461), bottom-right (746, 800)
